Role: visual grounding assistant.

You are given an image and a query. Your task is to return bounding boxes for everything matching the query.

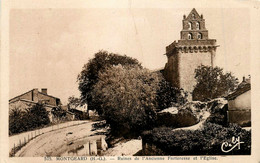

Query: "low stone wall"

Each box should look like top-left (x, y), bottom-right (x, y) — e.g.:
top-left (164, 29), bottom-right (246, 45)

top-left (157, 109), bottom-right (198, 128)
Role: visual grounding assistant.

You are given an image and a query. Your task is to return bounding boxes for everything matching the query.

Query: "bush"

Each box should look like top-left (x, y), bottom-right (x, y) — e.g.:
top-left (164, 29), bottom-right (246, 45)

top-left (206, 102), bottom-right (228, 126)
top-left (156, 75), bottom-right (188, 111)
top-left (142, 122), bottom-right (251, 155)
top-left (28, 104), bottom-right (50, 128)
top-left (9, 107), bottom-right (28, 134)
top-left (9, 104), bottom-right (50, 135)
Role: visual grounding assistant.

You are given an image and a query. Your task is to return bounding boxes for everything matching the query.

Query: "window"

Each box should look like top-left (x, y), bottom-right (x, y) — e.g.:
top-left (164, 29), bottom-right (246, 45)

top-left (198, 33), bottom-right (202, 39)
top-left (188, 33), bottom-right (193, 40)
top-left (196, 22), bottom-right (200, 30)
top-left (188, 22), bottom-right (192, 30)
top-left (192, 13), bottom-right (195, 19)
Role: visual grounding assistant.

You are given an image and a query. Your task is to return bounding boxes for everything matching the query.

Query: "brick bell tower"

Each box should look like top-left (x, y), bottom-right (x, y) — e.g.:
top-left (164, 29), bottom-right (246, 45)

top-left (163, 8), bottom-right (218, 98)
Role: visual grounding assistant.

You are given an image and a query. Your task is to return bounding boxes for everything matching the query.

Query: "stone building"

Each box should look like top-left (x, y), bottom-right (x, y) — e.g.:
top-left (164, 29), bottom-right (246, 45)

top-left (163, 8), bottom-right (218, 97)
top-left (9, 88), bottom-right (63, 122)
top-left (226, 77), bottom-right (251, 126)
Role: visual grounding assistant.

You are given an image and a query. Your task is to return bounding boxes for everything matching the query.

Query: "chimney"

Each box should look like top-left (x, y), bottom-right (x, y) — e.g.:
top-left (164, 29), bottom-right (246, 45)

top-left (242, 76), bottom-right (245, 82)
top-left (41, 88), bottom-right (47, 94)
top-left (32, 88), bottom-right (39, 102)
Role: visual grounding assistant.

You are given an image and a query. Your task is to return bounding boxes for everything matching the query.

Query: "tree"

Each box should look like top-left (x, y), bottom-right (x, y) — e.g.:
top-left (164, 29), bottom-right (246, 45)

top-left (77, 51), bottom-right (142, 112)
top-left (156, 73), bottom-right (188, 111)
top-left (92, 65), bottom-right (159, 137)
top-left (67, 96), bottom-right (82, 109)
top-left (192, 65), bottom-right (239, 101)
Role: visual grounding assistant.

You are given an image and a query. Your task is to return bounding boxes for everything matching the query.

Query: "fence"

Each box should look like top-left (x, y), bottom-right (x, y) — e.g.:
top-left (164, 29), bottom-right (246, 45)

top-left (9, 120), bottom-right (89, 156)
top-left (64, 137), bottom-right (107, 156)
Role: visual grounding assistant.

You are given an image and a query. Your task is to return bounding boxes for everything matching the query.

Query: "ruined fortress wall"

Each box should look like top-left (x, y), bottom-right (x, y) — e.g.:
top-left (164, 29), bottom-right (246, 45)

top-left (178, 51), bottom-right (213, 93)
top-left (163, 54), bottom-right (180, 88)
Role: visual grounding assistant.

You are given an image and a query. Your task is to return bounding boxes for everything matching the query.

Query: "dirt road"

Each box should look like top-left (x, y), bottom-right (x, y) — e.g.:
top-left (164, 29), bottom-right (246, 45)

top-left (9, 120), bottom-right (88, 153)
top-left (15, 120), bottom-right (106, 157)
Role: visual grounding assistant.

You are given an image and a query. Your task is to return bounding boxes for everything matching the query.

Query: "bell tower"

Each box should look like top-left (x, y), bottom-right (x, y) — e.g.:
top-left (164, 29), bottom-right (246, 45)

top-left (163, 8), bottom-right (218, 98)
top-left (181, 8), bottom-right (208, 40)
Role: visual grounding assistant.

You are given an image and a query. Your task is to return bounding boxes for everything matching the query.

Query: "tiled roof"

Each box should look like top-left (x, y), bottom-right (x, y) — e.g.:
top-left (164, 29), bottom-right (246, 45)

top-left (9, 89), bottom-right (60, 102)
top-left (226, 83), bottom-right (251, 100)
top-left (9, 99), bottom-right (58, 108)
top-left (9, 89), bottom-right (34, 102)
top-left (38, 91), bottom-right (60, 100)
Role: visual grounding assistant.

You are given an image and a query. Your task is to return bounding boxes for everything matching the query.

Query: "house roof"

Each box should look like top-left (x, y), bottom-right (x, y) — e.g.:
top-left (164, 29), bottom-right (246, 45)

top-left (9, 98), bottom-right (38, 105)
top-left (9, 89), bottom-right (60, 102)
top-left (9, 89), bottom-right (33, 102)
top-left (38, 91), bottom-right (60, 100)
top-left (226, 83), bottom-right (251, 100)
top-left (9, 99), bottom-right (58, 108)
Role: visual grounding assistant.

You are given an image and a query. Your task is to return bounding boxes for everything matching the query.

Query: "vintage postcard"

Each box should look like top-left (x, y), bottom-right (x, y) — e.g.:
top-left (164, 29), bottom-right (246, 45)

top-left (1, 0), bottom-right (260, 162)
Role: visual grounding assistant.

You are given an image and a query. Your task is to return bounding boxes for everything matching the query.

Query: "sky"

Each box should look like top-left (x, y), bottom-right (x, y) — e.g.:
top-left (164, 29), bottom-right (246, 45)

top-left (9, 8), bottom-right (250, 104)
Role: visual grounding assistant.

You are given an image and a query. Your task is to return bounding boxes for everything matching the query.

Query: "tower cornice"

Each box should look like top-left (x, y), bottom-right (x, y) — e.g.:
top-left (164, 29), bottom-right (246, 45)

top-left (166, 39), bottom-right (219, 57)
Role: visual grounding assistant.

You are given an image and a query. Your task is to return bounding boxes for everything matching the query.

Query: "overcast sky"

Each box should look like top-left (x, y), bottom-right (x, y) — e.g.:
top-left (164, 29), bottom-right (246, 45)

top-left (10, 8), bottom-right (250, 104)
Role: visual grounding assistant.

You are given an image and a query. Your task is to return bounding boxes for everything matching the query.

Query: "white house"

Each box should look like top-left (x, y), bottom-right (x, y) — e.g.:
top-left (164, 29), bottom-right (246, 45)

top-left (226, 77), bottom-right (251, 126)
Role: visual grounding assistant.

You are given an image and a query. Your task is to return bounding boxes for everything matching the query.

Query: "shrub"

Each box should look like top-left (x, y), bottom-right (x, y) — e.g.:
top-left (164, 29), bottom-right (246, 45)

top-left (51, 106), bottom-right (68, 122)
top-left (9, 104), bottom-right (50, 135)
top-left (206, 103), bottom-right (228, 126)
top-left (9, 107), bottom-right (28, 134)
top-left (156, 75), bottom-right (188, 111)
top-left (141, 122), bottom-right (251, 155)
top-left (29, 104), bottom-right (50, 128)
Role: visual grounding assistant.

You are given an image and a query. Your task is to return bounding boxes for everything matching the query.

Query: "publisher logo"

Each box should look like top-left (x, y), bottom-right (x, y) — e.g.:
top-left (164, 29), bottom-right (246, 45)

top-left (221, 136), bottom-right (244, 153)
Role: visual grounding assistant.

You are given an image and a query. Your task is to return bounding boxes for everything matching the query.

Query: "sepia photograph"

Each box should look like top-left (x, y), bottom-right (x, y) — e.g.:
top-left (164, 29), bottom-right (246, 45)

top-left (1, 0), bottom-right (260, 162)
